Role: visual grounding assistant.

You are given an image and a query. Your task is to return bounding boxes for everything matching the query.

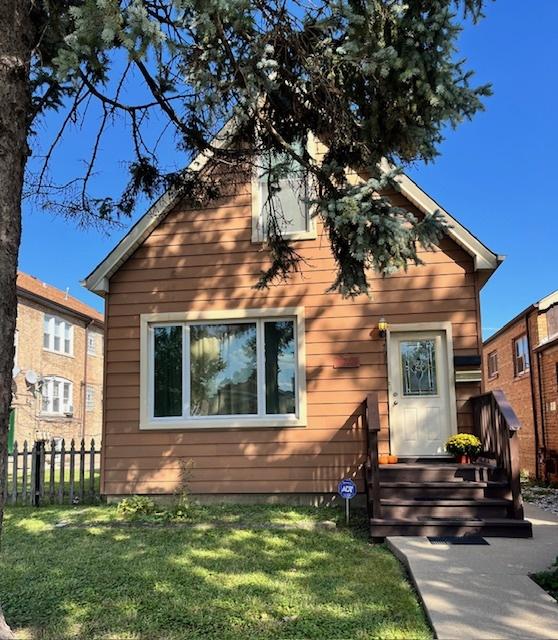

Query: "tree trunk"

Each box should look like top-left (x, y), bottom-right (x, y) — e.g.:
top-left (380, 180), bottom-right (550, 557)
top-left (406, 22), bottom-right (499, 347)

top-left (0, 1), bottom-right (33, 636)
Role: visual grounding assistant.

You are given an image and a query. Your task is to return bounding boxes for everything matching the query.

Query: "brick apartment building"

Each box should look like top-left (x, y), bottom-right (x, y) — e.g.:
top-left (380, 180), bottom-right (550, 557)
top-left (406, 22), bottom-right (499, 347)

top-left (9, 272), bottom-right (104, 449)
top-left (483, 289), bottom-right (558, 481)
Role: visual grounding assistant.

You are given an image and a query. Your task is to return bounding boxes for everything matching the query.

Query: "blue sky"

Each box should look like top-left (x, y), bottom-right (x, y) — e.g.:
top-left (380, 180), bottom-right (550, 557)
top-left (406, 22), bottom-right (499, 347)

top-left (19, 1), bottom-right (558, 338)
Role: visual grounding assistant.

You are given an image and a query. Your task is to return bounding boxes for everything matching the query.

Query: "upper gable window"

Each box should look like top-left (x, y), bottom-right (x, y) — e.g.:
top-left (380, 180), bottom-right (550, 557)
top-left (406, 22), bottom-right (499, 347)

top-left (252, 145), bottom-right (315, 242)
top-left (43, 314), bottom-right (73, 356)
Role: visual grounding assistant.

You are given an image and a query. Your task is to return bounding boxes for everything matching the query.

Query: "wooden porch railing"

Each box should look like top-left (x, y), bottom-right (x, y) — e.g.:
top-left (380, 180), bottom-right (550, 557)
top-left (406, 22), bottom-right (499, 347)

top-left (471, 390), bottom-right (524, 520)
top-left (364, 393), bottom-right (382, 519)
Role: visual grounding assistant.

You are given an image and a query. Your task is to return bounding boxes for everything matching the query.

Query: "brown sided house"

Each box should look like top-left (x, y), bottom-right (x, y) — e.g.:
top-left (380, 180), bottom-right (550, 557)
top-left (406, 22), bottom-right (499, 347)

top-left (483, 289), bottom-right (558, 482)
top-left (84, 145), bottom-right (532, 537)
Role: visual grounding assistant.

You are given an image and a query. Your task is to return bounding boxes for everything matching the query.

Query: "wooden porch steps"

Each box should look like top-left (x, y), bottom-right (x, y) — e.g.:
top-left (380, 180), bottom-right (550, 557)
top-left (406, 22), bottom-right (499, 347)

top-left (362, 391), bottom-right (533, 540)
top-left (368, 462), bottom-right (532, 539)
top-left (369, 517), bottom-right (533, 538)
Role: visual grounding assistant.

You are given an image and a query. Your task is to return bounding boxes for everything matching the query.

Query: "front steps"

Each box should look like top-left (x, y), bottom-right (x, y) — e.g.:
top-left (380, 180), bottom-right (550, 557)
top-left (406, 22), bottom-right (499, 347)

top-left (368, 460), bottom-right (533, 538)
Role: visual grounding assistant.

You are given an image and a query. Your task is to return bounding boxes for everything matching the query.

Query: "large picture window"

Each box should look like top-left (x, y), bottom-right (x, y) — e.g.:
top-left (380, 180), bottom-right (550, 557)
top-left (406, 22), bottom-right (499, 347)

top-left (141, 309), bottom-right (306, 429)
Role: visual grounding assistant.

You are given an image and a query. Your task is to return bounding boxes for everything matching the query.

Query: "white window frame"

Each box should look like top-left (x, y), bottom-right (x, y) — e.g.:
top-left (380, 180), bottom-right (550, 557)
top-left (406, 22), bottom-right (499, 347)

top-left (140, 307), bottom-right (307, 430)
top-left (513, 334), bottom-right (530, 377)
top-left (41, 377), bottom-right (73, 416)
top-left (487, 350), bottom-right (498, 379)
top-left (251, 138), bottom-right (317, 242)
top-left (87, 332), bottom-right (96, 355)
top-left (43, 314), bottom-right (74, 356)
top-left (86, 385), bottom-right (95, 412)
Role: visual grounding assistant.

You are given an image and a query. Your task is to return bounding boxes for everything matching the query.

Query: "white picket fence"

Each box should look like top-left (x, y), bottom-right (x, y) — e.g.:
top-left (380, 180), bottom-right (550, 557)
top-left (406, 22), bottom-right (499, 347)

top-left (4, 439), bottom-right (101, 506)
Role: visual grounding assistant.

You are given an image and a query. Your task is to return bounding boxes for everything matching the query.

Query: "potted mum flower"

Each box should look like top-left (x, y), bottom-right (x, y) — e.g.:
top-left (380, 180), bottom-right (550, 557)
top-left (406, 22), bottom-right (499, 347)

top-left (445, 433), bottom-right (482, 464)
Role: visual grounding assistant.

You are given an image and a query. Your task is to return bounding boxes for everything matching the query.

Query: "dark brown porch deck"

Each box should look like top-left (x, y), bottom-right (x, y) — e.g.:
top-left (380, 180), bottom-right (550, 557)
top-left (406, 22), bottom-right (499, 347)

top-left (363, 392), bottom-right (533, 539)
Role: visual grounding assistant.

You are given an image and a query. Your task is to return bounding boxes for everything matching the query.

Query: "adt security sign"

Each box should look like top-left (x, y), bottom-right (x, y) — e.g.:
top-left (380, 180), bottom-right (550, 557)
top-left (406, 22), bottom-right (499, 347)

top-left (338, 479), bottom-right (357, 524)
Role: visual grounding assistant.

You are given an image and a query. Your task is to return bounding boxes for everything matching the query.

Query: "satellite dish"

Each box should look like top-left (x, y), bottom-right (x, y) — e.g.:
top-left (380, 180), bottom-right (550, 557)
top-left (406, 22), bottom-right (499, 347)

top-left (12, 366), bottom-right (20, 379)
top-left (25, 370), bottom-right (38, 385)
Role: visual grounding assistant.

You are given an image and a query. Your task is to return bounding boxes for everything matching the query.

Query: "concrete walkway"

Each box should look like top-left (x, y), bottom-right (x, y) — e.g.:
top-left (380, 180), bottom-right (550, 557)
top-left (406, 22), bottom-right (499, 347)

top-left (388, 504), bottom-right (558, 639)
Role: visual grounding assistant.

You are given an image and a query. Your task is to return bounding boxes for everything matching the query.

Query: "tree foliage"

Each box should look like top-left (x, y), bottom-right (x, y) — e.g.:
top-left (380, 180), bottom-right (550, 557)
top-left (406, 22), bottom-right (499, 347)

top-left (30, 0), bottom-right (490, 296)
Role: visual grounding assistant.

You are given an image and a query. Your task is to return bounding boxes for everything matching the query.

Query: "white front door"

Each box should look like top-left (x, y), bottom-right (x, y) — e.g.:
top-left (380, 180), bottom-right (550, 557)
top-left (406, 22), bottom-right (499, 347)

top-left (388, 330), bottom-right (455, 456)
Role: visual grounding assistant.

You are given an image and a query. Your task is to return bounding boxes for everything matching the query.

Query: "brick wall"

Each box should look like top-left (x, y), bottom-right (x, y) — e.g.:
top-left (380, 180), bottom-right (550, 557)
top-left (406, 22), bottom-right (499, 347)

top-left (483, 314), bottom-right (537, 475)
top-left (11, 297), bottom-right (104, 446)
top-left (539, 343), bottom-right (558, 453)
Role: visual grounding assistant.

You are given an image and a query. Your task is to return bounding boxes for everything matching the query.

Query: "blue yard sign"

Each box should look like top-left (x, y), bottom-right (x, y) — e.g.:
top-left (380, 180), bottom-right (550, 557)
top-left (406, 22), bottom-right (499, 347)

top-left (338, 479), bottom-right (357, 524)
top-left (338, 479), bottom-right (357, 500)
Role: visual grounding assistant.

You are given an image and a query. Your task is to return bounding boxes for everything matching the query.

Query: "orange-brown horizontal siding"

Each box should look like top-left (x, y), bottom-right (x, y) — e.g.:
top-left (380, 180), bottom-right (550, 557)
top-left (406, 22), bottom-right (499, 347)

top-left (102, 171), bottom-right (482, 496)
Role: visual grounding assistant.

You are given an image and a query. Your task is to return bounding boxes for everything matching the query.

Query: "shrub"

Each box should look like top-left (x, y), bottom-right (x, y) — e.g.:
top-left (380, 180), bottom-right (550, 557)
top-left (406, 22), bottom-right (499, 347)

top-left (533, 557), bottom-right (558, 601)
top-left (445, 433), bottom-right (482, 458)
top-left (116, 495), bottom-right (156, 518)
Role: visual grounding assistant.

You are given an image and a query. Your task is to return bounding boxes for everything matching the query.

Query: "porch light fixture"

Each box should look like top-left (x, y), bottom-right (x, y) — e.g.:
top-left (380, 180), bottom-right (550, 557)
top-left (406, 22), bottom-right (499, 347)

top-left (378, 317), bottom-right (388, 338)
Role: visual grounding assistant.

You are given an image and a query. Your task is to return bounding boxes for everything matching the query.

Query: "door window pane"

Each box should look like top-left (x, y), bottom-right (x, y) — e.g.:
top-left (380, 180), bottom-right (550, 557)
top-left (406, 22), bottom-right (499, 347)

top-left (190, 323), bottom-right (258, 416)
top-left (153, 326), bottom-right (183, 417)
top-left (265, 320), bottom-right (296, 414)
top-left (400, 340), bottom-right (438, 396)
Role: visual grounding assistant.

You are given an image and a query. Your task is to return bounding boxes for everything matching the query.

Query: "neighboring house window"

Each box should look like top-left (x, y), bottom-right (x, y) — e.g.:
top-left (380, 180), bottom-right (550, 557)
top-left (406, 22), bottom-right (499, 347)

top-left (487, 350), bottom-right (498, 378)
top-left (86, 385), bottom-right (95, 412)
top-left (252, 144), bottom-right (315, 241)
top-left (43, 314), bottom-right (73, 355)
top-left (41, 377), bottom-right (73, 415)
top-left (513, 334), bottom-right (530, 376)
top-left (87, 332), bottom-right (96, 355)
top-left (547, 306), bottom-right (558, 340)
top-left (140, 308), bottom-right (306, 429)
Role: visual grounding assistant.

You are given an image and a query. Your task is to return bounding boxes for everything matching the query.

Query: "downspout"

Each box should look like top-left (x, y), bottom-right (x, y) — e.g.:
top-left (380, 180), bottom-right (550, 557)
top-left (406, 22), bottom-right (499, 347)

top-left (536, 349), bottom-right (548, 480)
top-left (526, 313), bottom-right (541, 479)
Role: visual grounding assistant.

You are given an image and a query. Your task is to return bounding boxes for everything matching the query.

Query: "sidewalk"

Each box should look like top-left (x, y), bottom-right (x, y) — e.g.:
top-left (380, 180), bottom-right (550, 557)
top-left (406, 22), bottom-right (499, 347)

top-left (387, 504), bottom-right (558, 639)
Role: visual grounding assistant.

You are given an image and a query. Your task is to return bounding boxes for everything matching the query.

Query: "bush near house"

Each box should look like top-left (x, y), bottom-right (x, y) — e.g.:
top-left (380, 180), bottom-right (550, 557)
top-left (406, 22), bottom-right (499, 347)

top-left (0, 505), bottom-right (431, 640)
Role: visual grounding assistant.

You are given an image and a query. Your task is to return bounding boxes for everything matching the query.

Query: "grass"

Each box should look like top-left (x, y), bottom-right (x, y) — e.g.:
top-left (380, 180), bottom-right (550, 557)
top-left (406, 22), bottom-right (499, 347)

top-left (0, 504), bottom-right (431, 640)
top-left (532, 556), bottom-right (558, 601)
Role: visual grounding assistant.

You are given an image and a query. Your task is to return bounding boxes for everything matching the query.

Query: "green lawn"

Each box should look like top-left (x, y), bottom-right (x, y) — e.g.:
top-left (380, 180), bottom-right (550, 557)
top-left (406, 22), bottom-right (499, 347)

top-left (0, 504), bottom-right (431, 640)
top-left (532, 556), bottom-right (558, 601)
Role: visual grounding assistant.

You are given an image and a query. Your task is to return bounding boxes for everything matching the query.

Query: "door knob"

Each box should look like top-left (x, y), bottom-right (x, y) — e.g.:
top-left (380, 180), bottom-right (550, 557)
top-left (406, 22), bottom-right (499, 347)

top-left (393, 400), bottom-right (398, 406)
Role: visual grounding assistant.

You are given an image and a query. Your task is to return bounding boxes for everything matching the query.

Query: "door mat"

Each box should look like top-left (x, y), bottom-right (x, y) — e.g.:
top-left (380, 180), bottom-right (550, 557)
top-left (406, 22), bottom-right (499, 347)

top-left (427, 535), bottom-right (489, 545)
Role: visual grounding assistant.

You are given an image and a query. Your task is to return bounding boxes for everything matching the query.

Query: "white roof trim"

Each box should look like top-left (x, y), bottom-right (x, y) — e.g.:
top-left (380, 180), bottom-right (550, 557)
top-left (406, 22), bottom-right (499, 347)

top-left (82, 121), bottom-right (235, 296)
top-left (84, 136), bottom-right (499, 296)
top-left (380, 159), bottom-right (499, 271)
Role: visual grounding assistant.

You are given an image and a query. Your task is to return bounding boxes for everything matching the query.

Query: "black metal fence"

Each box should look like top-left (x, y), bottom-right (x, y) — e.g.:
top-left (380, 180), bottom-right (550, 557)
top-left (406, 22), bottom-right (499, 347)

top-left (3, 439), bottom-right (101, 506)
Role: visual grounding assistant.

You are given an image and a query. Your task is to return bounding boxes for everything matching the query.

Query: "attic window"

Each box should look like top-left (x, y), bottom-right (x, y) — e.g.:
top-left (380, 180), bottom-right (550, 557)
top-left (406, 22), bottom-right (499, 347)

top-left (252, 144), bottom-right (315, 242)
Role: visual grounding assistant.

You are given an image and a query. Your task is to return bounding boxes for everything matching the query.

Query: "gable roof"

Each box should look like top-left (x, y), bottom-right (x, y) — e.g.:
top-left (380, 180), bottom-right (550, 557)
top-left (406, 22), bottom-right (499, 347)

top-left (18, 271), bottom-right (104, 325)
top-left (84, 142), bottom-right (501, 296)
